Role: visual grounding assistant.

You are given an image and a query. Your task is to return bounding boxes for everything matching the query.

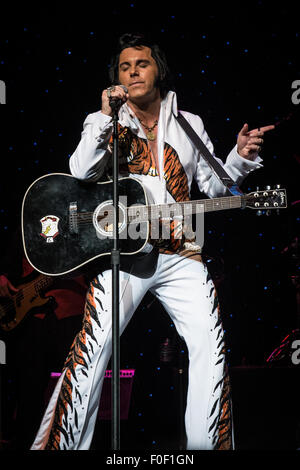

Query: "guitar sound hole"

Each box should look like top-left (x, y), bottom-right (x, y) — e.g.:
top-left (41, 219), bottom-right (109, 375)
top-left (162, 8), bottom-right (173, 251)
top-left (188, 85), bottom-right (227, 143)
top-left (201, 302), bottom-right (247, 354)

top-left (93, 201), bottom-right (127, 238)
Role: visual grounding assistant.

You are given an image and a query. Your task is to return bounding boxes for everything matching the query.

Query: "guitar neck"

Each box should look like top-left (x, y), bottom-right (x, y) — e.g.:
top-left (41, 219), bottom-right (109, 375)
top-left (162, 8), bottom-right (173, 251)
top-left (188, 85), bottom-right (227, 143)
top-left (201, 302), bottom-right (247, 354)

top-left (34, 275), bottom-right (53, 293)
top-left (181, 195), bottom-right (243, 214)
top-left (128, 195), bottom-right (243, 222)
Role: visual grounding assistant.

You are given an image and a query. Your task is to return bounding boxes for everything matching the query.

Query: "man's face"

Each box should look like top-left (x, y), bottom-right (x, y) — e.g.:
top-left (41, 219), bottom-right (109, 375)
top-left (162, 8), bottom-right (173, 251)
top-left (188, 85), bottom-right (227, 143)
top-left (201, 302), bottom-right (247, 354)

top-left (118, 46), bottom-right (160, 103)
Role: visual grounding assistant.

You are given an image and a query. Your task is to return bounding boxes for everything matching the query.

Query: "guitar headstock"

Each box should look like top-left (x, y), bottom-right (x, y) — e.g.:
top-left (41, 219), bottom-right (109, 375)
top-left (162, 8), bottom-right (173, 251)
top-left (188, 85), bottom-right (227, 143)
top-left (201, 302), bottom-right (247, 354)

top-left (244, 185), bottom-right (287, 210)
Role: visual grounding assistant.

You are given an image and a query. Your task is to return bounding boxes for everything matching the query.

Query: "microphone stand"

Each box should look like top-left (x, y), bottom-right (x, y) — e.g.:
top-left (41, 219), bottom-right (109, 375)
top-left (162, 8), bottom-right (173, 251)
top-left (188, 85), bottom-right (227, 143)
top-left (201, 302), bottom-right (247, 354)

top-left (110, 100), bottom-right (120, 450)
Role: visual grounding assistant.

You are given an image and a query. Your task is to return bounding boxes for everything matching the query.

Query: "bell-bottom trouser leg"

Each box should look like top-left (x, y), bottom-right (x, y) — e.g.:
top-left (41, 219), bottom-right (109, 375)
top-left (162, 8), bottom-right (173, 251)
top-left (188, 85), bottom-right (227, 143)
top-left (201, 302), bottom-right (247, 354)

top-left (31, 253), bottom-right (233, 450)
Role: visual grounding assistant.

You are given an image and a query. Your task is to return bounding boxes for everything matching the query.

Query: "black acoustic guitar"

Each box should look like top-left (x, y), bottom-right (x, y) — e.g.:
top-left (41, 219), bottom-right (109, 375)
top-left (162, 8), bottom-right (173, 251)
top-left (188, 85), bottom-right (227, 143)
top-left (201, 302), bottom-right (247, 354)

top-left (21, 173), bottom-right (287, 277)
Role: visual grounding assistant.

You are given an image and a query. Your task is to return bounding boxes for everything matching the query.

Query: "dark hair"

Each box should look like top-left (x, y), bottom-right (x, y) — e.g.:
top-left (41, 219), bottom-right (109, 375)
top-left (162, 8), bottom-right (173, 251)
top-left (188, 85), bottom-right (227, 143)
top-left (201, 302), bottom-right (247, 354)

top-left (108, 32), bottom-right (174, 98)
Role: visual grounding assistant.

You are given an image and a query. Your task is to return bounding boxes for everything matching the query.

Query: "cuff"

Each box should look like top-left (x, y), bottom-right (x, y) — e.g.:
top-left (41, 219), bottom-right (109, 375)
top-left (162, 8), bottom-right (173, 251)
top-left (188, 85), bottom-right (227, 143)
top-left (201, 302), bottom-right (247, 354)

top-left (227, 144), bottom-right (263, 171)
top-left (84, 111), bottom-right (113, 141)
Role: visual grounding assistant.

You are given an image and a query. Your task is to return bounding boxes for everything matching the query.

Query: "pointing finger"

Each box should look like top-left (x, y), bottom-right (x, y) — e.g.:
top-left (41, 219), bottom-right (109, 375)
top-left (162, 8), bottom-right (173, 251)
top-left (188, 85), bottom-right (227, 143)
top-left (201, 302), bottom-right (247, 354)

top-left (249, 124), bottom-right (275, 136)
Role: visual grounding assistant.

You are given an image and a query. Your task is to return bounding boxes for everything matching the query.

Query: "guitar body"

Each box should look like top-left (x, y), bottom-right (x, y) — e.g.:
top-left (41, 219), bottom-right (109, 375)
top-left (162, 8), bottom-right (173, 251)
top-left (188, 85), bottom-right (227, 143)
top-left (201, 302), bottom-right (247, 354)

top-left (0, 272), bottom-right (53, 331)
top-left (22, 174), bottom-right (149, 276)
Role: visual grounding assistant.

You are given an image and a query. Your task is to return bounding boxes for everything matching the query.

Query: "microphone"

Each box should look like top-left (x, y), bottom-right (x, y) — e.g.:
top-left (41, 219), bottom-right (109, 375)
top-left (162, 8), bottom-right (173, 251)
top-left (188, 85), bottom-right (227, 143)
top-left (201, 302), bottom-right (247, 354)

top-left (109, 85), bottom-right (128, 111)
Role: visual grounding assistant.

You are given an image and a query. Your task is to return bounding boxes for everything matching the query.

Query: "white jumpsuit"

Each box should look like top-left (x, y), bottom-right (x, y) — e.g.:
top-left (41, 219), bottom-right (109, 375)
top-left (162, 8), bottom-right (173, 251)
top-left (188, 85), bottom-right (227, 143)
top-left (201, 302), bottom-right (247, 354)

top-left (31, 91), bottom-right (263, 450)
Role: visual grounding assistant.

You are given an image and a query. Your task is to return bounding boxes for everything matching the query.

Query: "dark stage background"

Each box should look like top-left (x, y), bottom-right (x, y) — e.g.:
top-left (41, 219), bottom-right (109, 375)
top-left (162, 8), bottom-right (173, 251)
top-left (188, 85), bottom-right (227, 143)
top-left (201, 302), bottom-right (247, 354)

top-left (0, 1), bottom-right (300, 451)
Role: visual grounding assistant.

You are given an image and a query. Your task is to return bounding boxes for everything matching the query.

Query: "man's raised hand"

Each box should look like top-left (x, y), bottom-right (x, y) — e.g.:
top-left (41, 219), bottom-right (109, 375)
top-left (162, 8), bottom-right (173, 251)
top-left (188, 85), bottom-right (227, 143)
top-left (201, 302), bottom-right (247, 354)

top-left (237, 123), bottom-right (275, 160)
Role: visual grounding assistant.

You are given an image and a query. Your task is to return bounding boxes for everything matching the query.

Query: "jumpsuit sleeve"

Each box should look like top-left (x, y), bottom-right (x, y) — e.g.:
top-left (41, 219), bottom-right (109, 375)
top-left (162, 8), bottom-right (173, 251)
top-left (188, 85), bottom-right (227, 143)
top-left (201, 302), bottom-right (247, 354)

top-left (69, 111), bottom-right (114, 182)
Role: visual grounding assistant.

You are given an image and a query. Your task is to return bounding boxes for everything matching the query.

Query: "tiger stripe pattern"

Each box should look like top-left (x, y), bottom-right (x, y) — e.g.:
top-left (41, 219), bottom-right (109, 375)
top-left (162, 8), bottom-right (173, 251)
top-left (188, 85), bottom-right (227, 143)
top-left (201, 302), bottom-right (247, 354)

top-left (108, 125), bottom-right (190, 201)
top-left (45, 277), bottom-right (105, 450)
top-left (108, 125), bottom-right (157, 176)
top-left (205, 269), bottom-right (233, 450)
top-left (163, 142), bottom-right (189, 203)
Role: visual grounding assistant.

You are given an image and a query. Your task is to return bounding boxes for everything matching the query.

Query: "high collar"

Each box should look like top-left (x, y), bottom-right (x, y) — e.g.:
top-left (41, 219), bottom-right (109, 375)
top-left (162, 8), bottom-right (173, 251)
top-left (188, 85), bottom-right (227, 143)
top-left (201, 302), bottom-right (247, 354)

top-left (118, 90), bottom-right (178, 129)
top-left (162, 90), bottom-right (178, 117)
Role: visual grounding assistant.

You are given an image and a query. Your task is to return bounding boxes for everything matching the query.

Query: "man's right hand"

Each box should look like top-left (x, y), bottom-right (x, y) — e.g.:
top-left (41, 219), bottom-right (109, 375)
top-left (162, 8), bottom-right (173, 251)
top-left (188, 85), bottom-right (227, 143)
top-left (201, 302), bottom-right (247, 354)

top-left (101, 85), bottom-right (129, 117)
top-left (0, 275), bottom-right (19, 298)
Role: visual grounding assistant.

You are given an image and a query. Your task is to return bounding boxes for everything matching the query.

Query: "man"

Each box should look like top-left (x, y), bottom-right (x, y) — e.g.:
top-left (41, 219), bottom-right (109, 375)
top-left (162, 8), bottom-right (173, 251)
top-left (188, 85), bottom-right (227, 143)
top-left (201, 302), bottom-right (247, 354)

top-left (31, 33), bottom-right (274, 450)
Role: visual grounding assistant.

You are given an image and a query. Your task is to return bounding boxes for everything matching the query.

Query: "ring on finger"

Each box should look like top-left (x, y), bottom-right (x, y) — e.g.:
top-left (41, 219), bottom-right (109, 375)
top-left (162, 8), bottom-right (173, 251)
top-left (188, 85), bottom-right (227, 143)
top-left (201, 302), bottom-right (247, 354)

top-left (106, 86), bottom-right (115, 98)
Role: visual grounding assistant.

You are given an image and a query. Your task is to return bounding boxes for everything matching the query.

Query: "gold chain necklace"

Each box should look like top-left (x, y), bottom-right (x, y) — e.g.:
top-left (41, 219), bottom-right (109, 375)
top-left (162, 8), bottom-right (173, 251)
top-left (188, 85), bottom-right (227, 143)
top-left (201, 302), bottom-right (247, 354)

top-left (139, 119), bottom-right (158, 141)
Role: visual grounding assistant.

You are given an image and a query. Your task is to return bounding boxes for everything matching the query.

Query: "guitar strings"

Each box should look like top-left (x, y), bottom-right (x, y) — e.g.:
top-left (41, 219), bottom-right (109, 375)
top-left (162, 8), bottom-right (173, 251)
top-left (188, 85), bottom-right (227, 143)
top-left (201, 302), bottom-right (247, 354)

top-left (71, 196), bottom-right (243, 226)
top-left (69, 192), bottom-right (282, 227)
top-left (0, 281), bottom-right (51, 316)
top-left (68, 191), bottom-right (283, 226)
top-left (74, 195), bottom-right (243, 217)
top-left (0, 278), bottom-right (52, 319)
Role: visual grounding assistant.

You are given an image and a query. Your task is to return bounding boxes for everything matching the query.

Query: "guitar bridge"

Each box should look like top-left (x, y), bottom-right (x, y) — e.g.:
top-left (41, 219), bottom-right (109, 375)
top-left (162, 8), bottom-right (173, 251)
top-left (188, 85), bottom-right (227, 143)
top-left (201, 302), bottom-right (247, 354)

top-left (69, 202), bottom-right (78, 234)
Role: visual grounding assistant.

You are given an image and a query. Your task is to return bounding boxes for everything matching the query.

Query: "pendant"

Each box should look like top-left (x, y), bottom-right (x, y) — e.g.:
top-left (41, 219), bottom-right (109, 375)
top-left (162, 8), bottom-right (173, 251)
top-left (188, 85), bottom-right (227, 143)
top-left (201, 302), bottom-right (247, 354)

top-left (147, 131), bottom-right (156, 141)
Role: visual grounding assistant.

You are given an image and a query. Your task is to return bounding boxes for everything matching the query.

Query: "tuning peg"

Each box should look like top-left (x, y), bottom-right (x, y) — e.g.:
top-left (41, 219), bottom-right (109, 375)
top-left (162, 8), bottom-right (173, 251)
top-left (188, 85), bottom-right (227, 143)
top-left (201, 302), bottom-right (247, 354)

top-left (265, 185), bottom-right (271, 190)
top-left (275, 184), bottom-right (281, 215)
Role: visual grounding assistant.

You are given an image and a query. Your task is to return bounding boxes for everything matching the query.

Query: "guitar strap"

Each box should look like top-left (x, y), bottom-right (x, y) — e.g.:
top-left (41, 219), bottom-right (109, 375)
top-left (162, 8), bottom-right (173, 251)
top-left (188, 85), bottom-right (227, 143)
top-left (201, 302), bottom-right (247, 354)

top-left (176, 112), bottom-right (244, 196)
